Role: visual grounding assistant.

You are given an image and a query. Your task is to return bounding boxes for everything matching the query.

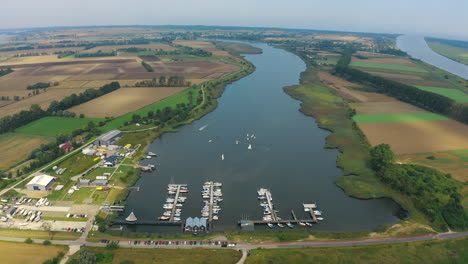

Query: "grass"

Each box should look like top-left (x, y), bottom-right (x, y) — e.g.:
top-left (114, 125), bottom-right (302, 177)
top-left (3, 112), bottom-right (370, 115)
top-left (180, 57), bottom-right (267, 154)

top-left (0, 132), bottom-right (53, 170)
top-left (16, 116), bottom-right (105, 137)
top-left (48, 153), bottom-right (100, 179)
top-left (350, 61), bottom-right (428, 73)
top-left (0, 228), bottom-right (80, 240)
top-left (353, 113), bottom-right (449, 123)
top-left (214, 41), bottom-right (262, 55)
top-left (0, 241), bottom-right (67, 264)
top-left (69, 247), bottom-right (241, 264)
top-left (246, 237), bottom-right (468, 264)
top-left (414, 85), bottom-right (468, 103)
top-left (427, 41), bottom-right (468, 66)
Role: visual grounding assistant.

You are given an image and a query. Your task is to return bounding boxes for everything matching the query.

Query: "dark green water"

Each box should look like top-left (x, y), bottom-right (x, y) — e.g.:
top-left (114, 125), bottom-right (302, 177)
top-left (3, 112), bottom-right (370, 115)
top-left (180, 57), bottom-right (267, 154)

top-left (123, 42), bottom-right (401, 232)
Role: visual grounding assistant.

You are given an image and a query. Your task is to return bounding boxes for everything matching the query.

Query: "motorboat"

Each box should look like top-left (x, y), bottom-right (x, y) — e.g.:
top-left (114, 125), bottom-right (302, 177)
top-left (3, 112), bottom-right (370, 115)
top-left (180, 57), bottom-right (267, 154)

top-left (277, 223), bottom-right (284, 228)
top-left (317, 217), bottom-right (324, 221)
top-left (298, 222), bottom-right (306, 226)
top-left (267, 223), bottom-right (275, 228)
top-left (213, 215), bottom-right (219, 220)
top-left (221, 154), bottom-right (224, 160)
top-left (286, 222), bottom-right (294, 228)
top-left (158, 216), bottom-right (169, 220)
top-left (305, 222), bottom-right (313, 227)
top-left (313, 210), bottom-right (322, 216)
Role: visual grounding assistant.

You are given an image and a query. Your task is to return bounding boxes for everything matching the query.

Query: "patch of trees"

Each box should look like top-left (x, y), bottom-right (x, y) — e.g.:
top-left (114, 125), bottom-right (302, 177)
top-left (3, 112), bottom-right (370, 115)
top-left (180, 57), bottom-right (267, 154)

top-left (148, 46), bottom-right (212, 57)
top-left (135, 76), bottom-right (191, 87)
top-left (370, 144), bottom-right (467, 230)
top-left (55, 50), bottom-right (76, 58)
top-left (74, 51), bottom-right (116, 58)
top-left (0, 104), bottom-right (46, 134)
top-left (141, 61), bottom-right (153, 72)
top-left (125, 103), bottom-right (195, 128)
top-left (117, 47), bottom-right (147, 53)
top-left (27, 82), bottom-right (51, 90)
top-left (47, 82), bottom-right (120, 113)
top-left (333, 52), bottom-right (468, 124)
top-left (377, 48), bottom-right (407, 56)
top-left (0, 67), bottom-right (13, 77)
top-left (13, 52), bottom-right (48, 57)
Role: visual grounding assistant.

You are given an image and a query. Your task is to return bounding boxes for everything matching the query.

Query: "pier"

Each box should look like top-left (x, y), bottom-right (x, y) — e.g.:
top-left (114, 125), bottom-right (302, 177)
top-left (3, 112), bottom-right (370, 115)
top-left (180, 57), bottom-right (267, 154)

top-left (303, 203), bottom-right (318, 222)
top-left (201, 181), bottom-right (222, 225)
top-left (169, 184), bottom-right (186, 222)
top-left (264, 189), bottom-right (278, 221)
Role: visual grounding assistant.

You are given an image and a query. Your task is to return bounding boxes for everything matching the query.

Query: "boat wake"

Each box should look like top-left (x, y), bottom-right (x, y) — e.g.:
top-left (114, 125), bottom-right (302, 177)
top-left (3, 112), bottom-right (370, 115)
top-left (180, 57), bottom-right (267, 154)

top-left (198, 124), bottom-right (208, 131)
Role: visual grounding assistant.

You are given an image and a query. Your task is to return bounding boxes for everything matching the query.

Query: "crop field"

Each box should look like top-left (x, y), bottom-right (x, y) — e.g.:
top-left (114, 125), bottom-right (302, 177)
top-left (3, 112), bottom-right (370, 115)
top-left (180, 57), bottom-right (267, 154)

top-left (69, 87), bottom-right (187, 118)
top-left (353, 101), bottom-right (427, 115)
top-left (0, 88), bottom-right (86, 118)
top-left (414, 85), bottom-right (468, 103)
top-left (350, 61), bottom-right (428, 72)
top-left (84, 43), bottom-right (177, 53)
top-left (353, 113), bottom-right (449, 123)
top-left (352, 57), bottom-right (418, 67)
top-left (148, 60), bottom-right (240, 78)
top-left (427, 41), bottom-right (468, 65)
top-left (358, 120), bottom-right (468, 154)
top-left (16, 116), bottom-right (104, 137)
top-left (0, 67), bottom-right (70, 93)
top-left (0, 241), bottom-right (67, 264)
top-left (0, 46), bottom-right (86, 57)
top-left (173, 40), bottom-right (231, 56)
top-left (0, 133), bottom-right (53, 170)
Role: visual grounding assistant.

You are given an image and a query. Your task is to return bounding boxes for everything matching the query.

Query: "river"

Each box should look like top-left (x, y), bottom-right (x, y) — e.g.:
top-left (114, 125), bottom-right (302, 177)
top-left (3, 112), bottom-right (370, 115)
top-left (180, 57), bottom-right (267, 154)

top-left (122, 42), bottom-right (401, 233)
top-left (397, 35), bottom-right (468, 79)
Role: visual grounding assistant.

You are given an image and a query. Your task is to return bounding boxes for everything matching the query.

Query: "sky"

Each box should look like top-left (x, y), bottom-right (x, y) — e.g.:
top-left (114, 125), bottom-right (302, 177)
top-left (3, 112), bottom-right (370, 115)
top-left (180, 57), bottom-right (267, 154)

top-left (0, 0), bottom-right (467, 40)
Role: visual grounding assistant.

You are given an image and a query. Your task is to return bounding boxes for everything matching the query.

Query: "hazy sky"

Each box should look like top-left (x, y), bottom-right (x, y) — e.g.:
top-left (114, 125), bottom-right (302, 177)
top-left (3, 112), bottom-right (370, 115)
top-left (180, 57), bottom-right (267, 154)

top-left (1, 0), bottom-right (467, 40)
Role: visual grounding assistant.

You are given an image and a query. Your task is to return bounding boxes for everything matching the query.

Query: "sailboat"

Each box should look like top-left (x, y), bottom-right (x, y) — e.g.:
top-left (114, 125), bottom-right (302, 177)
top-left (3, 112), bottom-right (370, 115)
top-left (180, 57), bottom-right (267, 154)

top-left (221, 154), bottom-right (224, 160)
top-left (248, 144), bottom-right (252, 150)
top-left (235, 140), bottom-right (239, 145)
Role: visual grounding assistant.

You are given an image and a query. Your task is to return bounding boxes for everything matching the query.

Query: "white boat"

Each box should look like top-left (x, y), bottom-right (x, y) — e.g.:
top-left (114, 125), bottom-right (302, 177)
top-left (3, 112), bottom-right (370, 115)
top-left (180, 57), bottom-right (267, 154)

top-left (286, 222), bottom-right (294, 228)
top-left (267, 223), bottom-right (275, 228)
top-left (214, 182), bottom-right (222, 187)
top-left (168, 191), bottom-right (176, 195)
top-left (208, 139), bottom-right (212, 143)
top-left (158, 216), bottom-right (169, 220)
top-left (146, 156), bottom-right (152, 159)
top-left (221, 154), bottom-right (224, 160)
top-left (248, 144), bottom-right (252, 150)
top-left (166, 198), bottom-right (175, 203)
top-left (213, 215), bottom-right (219, 220)
top-left (298, 222), bottom-right (306, 226)
top-left (163, 212), bottom-right (171, 216)
top-left (201, 212), bottom-right (209, 217)
top-left (306, 222), bottom-right (313, 227)
top-left (175, 203), bottom-right (183, 207)
top-left (317, 217), bottom-right (324, 221)
top-left (235, 140), bottom-right (239, 145)
top-left (313, 210), bottom-right (322, 216)
top-left (277, 223), bottom-right (284, 228)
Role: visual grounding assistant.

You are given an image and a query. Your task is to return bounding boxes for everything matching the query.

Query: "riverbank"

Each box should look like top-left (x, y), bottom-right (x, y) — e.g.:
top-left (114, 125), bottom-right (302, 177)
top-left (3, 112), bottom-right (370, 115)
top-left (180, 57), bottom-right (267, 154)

top-left (282, 52), bottom-right (431, 230)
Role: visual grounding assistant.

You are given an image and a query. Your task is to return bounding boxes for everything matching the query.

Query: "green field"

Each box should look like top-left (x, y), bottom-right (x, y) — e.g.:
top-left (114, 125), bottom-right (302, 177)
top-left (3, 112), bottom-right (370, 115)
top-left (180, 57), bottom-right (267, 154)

top-left (214, 41), bottom-right (262, 55)
top-left (414, 85), bottom-right (468, 103)
top-left (428, 41), bottom-right (468, 66)
top-left (16, 116), bottom-right (105, 137)
top-left (350, 61), bottom-right (427, 73)
top-left (353, 113), bottom-right (449, 123)
top-left (246, 237), bottom-right (468, 264)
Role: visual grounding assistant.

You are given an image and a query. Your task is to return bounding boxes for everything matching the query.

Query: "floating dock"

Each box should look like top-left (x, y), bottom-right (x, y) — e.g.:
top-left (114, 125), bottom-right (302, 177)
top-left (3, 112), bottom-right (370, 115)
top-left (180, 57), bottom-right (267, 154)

top-left (201, 181), bottom-right (222, 223)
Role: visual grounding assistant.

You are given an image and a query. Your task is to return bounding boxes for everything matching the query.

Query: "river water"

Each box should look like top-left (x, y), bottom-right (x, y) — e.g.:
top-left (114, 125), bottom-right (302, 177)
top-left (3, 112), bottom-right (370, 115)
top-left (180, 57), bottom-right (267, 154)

top-left (123, 42), bottom-right (401, 232)
top-left (397, 35), bottom-right (468, 79)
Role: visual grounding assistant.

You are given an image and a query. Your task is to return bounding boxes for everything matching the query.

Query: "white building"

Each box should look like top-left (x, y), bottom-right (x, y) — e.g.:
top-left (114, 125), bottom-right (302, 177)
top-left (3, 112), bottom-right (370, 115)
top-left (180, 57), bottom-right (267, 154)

top-left (26, 174), bottom-right (56, 191)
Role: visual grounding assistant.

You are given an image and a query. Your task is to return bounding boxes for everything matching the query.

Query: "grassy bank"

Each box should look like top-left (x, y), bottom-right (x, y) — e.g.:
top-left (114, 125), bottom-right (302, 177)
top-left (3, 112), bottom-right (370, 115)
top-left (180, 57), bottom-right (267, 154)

top-left (0, 241), bottom-right (67, 264)
top-left (246, 237), bottom-right (468, 264)
top-left (427, 41), bottom-right (468, 66)
top-left (282, 55), bottom-right (429, 226)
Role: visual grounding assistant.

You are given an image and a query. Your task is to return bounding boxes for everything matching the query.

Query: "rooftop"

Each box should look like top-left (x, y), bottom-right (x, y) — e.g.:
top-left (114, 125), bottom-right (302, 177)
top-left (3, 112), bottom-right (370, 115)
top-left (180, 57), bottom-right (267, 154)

top-left (96, 130), bottom-right (121, 142)
top-left (27, 174), bottom-right (55, 186)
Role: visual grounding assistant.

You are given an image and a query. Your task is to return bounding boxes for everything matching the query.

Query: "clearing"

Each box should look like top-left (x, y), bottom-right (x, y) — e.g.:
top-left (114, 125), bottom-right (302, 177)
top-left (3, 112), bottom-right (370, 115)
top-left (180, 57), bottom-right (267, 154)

top-left (69, 87), bottom-right (187, 118)
top-left (16, 116), bottom-right (104, 137)
top-left (0, 133), bottom-right (53, 170)
top-left (358, 120), bottom-right (468, 154)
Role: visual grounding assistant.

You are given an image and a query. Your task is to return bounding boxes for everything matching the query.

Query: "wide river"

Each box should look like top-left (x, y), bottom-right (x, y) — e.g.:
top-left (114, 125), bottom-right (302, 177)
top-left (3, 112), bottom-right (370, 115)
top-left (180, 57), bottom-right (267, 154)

top-left (123, 42), bottom-right (401, 232)
top-left (397, 35), bottom-right (468, 79)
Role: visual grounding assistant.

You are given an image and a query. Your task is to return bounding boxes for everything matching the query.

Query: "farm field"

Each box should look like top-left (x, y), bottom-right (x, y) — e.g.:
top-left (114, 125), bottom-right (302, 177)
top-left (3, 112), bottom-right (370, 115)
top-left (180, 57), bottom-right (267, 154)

top-left (173, 40), bottom-right (232, 57)
top-left (352, 57), bottom-right (418, 67)
top-left (358, 120), bottom-right (468, 154)
top-left (0, 133), bottom-right (53, 170)
top-left (0, 88), bottom-right (86, 118)
top-left (148, 60), bottom-right (240, 79)
top-left (414, 85), bottom-right (468, 103)
top-left (427, 41), bottom-right (468, 65)
top-left (71, 248), bottom-right (241, 264)
top-left (84, 43), bottom-right (177, 53)
top-left (16, 116), bottom-right (104, 137)
top-left (353, 101), bottom-right (427, 115)
top-left (247, 237), bottom-right (468, 264)
top-left (69, 87), bottom-right (187, 118)
top-left (353, 113), bottom-right (449, 123)
top-left (350, 61), bottom-right (427, 72)
top-left (0, 241), bottom-right (67, 264)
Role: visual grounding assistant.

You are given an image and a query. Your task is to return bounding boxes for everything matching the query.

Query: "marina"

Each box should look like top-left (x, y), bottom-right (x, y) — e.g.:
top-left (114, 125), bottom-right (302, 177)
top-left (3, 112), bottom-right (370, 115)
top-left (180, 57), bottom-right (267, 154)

top-left (159, 184), bottom-right (188, 222)
top-left (201, 182), bottom-right (223, 223)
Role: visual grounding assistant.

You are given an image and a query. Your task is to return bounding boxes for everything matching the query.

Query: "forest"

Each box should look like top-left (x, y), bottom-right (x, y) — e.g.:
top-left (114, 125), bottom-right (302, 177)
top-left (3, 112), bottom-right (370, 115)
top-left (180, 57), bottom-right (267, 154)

top-left (370, 144), bottom-right (466, 230)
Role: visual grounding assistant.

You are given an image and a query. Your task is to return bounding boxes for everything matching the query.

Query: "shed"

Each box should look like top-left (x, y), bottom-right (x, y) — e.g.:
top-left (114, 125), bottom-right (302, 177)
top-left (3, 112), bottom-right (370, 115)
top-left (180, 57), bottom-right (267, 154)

top-left (26, 174), bottom-right (55, 191)
top-left (93, 179), bottom-right (108, 186)
top-left (79, 179), bottom-right (91, 187)
top-left (94, 130), bottom-right (122, 146)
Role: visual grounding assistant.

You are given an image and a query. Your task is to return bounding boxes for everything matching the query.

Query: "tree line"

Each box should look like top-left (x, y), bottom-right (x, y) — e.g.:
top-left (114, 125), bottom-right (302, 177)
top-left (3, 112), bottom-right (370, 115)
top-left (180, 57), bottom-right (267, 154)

top-left (370, 144), bottom-right (466, 230)
top-left (0, 82), bottom-right (120, 135)
top-left (74, 51), bottom-right (116, 58)
top-left (0, 67), bottom-right (13, 77)
top-left (144, 46), bottom-right (212, 57)
top-left (135, 76), bottom-right (190, 87)
top-left (333, 50), bottom-right (468, 124)
top-left (141, 61), bottom-right (153, 72)
top-left (27, 82), bottom-right (51, 90)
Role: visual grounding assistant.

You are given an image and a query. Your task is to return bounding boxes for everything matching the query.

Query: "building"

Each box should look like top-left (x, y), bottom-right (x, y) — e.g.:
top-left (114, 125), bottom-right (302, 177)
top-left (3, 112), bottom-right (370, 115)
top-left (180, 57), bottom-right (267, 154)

top-left (94, 130), bottom-right (122, 146)
top-left (78, 179), bottom-right (90, 187)
top-left (59, 142), bottom-right (73, 152)
top-left (184, 217), bottom-right (207, 233)
top-left (26, 174), bottom-right (55, 191)
top-left (93, 179), bottom-right (108, 186)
